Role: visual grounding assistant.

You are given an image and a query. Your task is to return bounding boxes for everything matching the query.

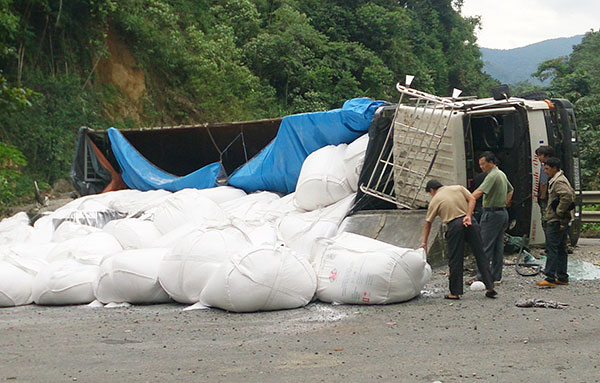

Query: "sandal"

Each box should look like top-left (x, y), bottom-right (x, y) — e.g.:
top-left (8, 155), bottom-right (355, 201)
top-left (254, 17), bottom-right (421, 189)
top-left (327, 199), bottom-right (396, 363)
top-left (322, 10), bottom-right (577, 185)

top-left (444, 294), bottom-right (460, 300)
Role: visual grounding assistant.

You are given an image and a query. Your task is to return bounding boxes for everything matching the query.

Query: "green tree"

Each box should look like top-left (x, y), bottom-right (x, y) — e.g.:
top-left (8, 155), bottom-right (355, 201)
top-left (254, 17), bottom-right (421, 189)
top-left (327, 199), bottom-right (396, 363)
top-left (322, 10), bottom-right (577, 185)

top-left (535, 31), bottom-right (600, 189)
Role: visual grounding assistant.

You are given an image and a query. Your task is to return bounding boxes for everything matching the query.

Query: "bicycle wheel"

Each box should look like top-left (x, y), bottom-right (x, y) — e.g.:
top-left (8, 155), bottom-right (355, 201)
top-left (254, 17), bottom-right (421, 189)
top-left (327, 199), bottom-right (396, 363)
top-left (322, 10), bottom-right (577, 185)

top-left (515, 249), bottom-right (542, 277)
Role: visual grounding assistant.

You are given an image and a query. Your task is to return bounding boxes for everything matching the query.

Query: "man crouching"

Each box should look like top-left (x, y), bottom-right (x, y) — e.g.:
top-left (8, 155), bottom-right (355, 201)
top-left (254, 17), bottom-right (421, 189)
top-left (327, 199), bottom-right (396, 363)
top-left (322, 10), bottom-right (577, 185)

top-left (420, 180), bottom-right (498, 300)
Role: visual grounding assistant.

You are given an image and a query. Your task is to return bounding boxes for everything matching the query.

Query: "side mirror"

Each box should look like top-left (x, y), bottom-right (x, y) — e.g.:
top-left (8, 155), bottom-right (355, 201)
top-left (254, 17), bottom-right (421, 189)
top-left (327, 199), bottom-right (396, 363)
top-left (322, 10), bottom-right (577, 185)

top-left (492, 84), bottom-right (511, 100)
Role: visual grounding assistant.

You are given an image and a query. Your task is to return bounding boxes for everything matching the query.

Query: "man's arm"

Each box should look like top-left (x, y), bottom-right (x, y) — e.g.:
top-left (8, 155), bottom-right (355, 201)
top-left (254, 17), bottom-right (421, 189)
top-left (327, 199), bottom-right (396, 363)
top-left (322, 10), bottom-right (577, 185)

top-left (472, 189), bottom-right (484, 200)
top-left (463, 193), bottom-right (476, 226)
top-left (539, 183), bottom-right (548, 200)
top-left (421, 221), bottom-right (432, 254)
top-left (555, 182), bottom-right (575, 219)
top-left (506, 190), bottom-right (514, 207)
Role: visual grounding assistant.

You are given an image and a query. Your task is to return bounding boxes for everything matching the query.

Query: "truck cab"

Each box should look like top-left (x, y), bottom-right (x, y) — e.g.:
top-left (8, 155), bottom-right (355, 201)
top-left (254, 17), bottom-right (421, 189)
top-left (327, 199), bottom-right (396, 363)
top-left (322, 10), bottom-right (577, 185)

top-left (352, 84), bottom-right (582, 258)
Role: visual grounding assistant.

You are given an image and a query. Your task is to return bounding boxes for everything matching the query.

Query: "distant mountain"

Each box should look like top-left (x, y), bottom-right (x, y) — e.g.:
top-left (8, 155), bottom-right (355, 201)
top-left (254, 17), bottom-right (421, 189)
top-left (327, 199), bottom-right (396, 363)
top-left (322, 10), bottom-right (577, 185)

top-left (480, 35), bottom-right (584, 85)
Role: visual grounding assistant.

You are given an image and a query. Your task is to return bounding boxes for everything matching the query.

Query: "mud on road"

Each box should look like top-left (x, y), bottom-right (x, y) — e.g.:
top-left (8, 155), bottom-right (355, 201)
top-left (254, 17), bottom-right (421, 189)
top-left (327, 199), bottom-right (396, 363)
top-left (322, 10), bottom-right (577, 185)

top-left (1, 240), bottom-right (599, 383)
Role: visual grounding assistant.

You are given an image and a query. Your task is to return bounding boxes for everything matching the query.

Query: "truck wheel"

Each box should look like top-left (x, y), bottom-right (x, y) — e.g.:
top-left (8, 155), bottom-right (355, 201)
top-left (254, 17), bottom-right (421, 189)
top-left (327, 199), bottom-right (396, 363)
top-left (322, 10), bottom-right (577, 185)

top-left (568, 220), bottom-right (581, 246)
top-left (518, 91), bottom-right (550, 101)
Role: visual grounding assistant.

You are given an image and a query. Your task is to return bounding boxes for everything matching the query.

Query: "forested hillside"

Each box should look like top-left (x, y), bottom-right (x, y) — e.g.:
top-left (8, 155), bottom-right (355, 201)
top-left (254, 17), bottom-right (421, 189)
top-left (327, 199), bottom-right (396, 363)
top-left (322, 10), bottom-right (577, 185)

top-left (0, 0), bottom-right (496, 210)
top-left (1, 0), bottom-right (598, 213)
top-left (534, 31), bottom-right (600, 190)
top-left (481, 35), bottom-right (583, 85)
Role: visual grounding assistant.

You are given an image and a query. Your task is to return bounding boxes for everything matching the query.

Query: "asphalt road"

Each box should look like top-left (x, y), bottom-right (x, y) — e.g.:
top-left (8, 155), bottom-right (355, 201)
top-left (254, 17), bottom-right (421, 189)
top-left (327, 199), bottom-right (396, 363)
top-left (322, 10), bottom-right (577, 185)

top-left (1, 242), bottom-right (599, 383)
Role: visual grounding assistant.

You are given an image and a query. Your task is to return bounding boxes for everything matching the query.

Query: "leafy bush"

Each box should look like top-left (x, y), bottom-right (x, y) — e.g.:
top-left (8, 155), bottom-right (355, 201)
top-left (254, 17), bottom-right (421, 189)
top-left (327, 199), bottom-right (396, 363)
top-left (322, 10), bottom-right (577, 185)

top-left (0, 142), bottom-right (27, 213)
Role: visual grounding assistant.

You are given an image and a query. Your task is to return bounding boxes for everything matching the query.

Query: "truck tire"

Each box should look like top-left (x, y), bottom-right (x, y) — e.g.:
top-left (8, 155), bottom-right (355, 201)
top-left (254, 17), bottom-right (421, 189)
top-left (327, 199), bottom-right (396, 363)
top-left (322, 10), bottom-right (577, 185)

top-left (568, 220), bottom-right (581, 246)
top-left (518, 91), bottom-right (550, 101)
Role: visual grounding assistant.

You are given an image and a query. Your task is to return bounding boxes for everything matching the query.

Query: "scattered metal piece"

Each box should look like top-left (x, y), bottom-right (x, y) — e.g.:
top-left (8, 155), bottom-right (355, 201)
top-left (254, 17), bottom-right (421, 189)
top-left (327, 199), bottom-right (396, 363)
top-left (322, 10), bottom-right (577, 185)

top-left (515, 298), bottom-right (569, 309)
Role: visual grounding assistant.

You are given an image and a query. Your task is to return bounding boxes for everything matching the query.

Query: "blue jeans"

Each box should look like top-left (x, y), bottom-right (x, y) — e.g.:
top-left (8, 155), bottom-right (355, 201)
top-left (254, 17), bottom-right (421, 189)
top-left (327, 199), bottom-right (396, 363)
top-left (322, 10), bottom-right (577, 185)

top-left (544, 221), bottom-right (569, 282)
top-left (477, 209), bottom-right (508, 282)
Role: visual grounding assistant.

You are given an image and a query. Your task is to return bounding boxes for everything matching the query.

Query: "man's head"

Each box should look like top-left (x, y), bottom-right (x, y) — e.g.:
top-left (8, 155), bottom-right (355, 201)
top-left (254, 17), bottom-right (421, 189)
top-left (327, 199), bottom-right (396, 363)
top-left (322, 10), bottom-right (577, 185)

top-left (425, 179), bottom-right (443, 196)
top-left (543, 157), bottom-right (561, 178)
top-left (535, 145), bottom-right (555, 164)
top-left (478, 151), bottom-right (498, 173)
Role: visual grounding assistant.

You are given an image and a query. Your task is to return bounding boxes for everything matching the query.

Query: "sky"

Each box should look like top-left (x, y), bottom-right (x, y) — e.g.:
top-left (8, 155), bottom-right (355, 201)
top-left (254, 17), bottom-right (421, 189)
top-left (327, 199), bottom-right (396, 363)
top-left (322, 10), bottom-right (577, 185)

top-left (460, 0), bottom-right (600, 49)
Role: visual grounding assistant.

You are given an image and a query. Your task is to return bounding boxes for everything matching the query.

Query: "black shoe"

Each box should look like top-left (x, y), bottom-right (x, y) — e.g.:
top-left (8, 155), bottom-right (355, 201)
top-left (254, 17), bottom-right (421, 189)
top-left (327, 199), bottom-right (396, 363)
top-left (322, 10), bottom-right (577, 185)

top-left (485, 289), bottom-right (498, 298)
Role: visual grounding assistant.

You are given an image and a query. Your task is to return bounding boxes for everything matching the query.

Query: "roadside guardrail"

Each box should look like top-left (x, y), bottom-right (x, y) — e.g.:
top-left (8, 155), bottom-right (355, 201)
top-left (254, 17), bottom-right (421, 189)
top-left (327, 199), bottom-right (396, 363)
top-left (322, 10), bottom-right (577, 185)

top-left (581, 191), bottom-right (600, 223)
top-left (582, 191), bottom-right (600, 204)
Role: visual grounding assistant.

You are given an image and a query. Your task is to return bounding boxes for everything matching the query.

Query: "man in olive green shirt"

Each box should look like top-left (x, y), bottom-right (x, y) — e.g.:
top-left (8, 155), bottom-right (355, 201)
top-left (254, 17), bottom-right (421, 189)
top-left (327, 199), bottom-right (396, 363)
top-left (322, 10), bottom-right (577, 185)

top-left (472, 151), bottom-right (514, 283)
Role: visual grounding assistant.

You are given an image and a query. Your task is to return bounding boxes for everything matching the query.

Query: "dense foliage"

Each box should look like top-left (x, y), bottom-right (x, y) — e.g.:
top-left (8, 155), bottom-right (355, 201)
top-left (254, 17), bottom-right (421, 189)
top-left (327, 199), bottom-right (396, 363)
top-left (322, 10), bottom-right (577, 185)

top-left (1, 0), bottom-right (498, 210)
top-left (534, 31), bottom-right (600, 190)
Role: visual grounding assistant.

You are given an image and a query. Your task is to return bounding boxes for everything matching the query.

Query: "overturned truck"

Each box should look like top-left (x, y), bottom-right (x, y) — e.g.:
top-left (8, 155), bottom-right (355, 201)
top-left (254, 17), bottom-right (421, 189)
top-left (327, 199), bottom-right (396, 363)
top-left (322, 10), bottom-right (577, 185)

top-left (71, 85), bottom-right (582, 264)
top-left (348, 83), bottom-right (582, 253)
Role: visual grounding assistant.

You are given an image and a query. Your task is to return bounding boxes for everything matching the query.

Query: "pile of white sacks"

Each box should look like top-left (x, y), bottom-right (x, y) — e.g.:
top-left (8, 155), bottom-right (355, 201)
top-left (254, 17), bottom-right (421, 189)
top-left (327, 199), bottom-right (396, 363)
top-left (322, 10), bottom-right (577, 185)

top-left (0, 134), bottom-right (431, 312)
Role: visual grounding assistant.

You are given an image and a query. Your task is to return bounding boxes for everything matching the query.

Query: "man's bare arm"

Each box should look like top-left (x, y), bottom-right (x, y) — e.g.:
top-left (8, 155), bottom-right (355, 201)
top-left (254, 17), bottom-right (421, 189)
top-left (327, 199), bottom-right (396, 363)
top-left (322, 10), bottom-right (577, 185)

top-left (421, 221), bottom-right (432, 253)
top-left (506, 190), bottom-right (514, 207)
top-left (463, 193), bottom-right (476, 226)
top-left (539, 184), bottom-right (548, 200)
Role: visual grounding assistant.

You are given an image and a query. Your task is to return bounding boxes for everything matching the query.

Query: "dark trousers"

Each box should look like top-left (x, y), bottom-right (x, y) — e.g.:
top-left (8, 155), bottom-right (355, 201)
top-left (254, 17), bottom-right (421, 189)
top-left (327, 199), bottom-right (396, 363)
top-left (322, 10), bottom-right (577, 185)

top-left (445, 217), bottom-right (494, 295)
top-left (544, 221), bottom-right (569, 282)
top-left (478, 209), bottom-right (509, 282)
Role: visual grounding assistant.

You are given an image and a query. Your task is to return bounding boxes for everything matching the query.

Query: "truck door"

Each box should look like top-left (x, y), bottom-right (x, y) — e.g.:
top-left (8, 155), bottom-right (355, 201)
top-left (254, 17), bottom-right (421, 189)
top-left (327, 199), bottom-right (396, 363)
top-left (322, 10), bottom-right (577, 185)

top-left (547, 99), bottom-right (582, 245)
top-left (463, 107), bottom-right (533, 240)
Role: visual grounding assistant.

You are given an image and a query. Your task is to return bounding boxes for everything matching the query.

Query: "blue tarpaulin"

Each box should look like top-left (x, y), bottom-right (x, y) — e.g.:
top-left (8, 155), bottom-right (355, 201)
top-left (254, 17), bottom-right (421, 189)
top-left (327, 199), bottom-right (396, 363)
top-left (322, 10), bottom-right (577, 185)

top-left (108, 128), bottom-right (220, 191)
top-left (109, 98), bottom-right (385, 193)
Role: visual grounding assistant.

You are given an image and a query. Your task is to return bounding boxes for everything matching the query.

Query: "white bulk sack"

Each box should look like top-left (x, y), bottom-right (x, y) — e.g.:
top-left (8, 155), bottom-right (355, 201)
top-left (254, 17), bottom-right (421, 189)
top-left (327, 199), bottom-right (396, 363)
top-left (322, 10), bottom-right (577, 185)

top-left (103, 218), bottom-right (162, 250)
top-left (52, 221), bottom-right (101, 242)
top-left (233, 221), bottom-right (278, 247)
top-left (4, 242), bottom-right (56, 262)
top-left (95, 248), bottom-right (171, 304)
top-left (32, 260), bottom-right (99, 305)
top-left (277, 193), bottom-right (355, 257)
top-left (343, 133), bottom-right (369, 191)
top-left (222, 191), bottom-right (281, 223)
top-left (46, 232), bottom-right (122, 265)
top-left (191, 186), bottom-right (247, 206)
top-left (149, 223), bottom-right (197, 249)
top-left (158, 226), bottom-right (252, 303)
top-left (0, 261), bottom-right (35, 307)
top-left (310, 232), bottom-right (431, 304)
top-left (294, 144), bottom-right (353, 211)
top-left (200, 244), bottom-right (317, 312)
top-left (0, 211), bottom-right (29, 231)
top-left (153, 191), bottom-right (227, 234)
top-left (0, 212), bottom-right (35, 245)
